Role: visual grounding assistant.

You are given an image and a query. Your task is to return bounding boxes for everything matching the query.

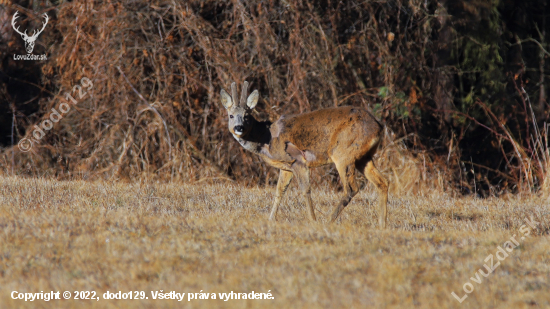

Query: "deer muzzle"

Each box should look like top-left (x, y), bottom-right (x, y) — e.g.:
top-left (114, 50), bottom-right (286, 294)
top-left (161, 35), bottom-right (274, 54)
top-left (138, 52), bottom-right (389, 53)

top-left (234, 125), bottom-right (244, 136)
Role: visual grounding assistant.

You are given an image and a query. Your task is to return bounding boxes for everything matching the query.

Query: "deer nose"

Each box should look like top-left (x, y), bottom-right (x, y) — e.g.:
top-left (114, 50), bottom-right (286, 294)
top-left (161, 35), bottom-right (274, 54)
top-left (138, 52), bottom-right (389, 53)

top-left (234, 125), bottom-right (244, 133)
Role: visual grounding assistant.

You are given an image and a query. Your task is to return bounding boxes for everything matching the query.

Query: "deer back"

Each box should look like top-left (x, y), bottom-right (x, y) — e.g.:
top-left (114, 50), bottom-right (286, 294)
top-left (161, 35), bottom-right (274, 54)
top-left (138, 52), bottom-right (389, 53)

top-left (266, 106), bottom-right (383, 167)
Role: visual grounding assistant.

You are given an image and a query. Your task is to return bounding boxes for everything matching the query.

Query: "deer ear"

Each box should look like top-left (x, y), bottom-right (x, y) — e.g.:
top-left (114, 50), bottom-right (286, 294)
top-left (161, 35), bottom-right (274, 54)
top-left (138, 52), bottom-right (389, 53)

top-left (246, 90), bottom-right (259, 109)
top-left (220, 89), bottom-right (233, 109)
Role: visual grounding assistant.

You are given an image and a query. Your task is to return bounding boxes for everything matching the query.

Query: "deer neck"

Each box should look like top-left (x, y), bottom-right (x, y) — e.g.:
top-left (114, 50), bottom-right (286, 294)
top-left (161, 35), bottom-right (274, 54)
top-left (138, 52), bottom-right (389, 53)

top-left (232, 118), bottom-right (272, 155)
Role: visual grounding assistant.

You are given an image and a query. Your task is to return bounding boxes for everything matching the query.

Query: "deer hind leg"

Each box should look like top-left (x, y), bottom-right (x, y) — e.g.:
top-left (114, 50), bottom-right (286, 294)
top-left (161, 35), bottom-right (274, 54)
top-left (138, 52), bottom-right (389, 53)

top-left (293, 164), bottom-right (316, 221)
top-left (330, 161), bottom-right (359, 223)
top-left (362, 160), bottom-right (389, 229)
top-left (269, 170), bottom-right (293, 221)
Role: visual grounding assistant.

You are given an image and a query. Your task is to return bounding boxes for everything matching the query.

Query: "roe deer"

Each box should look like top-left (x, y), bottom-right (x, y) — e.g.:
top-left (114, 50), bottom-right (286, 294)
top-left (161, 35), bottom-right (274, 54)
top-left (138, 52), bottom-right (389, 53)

top-left (220, 81), bottom-right (389, 228)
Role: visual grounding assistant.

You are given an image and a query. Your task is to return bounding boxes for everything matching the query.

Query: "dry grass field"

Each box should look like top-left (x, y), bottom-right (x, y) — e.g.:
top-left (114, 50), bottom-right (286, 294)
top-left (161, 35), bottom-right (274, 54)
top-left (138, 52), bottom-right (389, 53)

top-left (0, 175), bottom-right (549, 308)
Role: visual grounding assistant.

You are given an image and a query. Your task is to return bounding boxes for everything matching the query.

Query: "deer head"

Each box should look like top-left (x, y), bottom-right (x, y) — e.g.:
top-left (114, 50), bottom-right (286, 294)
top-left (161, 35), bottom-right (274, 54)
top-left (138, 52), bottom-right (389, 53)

top-left (220, 81), bottom-right (259, 138)
top-left (12, 11), bottom-right (49, 54)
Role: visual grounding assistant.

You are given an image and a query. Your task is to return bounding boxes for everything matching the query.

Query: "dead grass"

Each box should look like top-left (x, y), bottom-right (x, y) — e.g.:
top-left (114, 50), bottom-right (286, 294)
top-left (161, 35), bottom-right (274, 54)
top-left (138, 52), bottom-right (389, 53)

top-left (0, 176), bottom-right (549, 308)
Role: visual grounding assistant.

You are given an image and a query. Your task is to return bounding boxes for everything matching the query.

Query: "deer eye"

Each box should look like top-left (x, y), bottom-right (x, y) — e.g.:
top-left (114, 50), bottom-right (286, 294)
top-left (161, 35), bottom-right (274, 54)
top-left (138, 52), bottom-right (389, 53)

top-left (229, 115), bottom-right (234, 119)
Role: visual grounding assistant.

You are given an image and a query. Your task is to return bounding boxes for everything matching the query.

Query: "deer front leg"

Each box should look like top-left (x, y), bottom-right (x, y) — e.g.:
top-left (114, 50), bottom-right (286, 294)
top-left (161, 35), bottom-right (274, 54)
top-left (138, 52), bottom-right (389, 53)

top-left (269, 170), bottom-right (293, 221)
top-left (293, 164), bottom-right (316, 221)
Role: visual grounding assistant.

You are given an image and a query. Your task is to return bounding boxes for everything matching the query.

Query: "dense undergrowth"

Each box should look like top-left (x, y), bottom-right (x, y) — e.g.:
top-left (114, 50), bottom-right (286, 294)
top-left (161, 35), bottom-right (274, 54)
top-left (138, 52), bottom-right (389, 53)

top-left (0, 0), bottom-right (548, 196)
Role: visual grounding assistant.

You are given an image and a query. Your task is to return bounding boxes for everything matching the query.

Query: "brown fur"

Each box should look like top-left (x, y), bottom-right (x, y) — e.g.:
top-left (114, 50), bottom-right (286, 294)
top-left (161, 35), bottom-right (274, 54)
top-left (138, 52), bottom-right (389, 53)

top-left (220, 82), bottom-right (389, 228)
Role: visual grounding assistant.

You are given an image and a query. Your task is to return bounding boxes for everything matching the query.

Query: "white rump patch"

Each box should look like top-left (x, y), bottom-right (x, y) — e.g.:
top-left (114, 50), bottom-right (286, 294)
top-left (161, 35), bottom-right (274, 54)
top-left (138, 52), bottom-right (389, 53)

top-left (367, 135), bottom-right (380, 150)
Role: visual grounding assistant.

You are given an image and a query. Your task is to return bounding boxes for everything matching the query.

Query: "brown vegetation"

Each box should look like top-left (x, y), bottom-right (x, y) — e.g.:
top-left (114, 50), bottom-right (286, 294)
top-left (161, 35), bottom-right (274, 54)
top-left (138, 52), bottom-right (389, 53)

top-left (1, 1), bottom-right (549, 308)
top-left (0, 0), bottom-right (548, 196)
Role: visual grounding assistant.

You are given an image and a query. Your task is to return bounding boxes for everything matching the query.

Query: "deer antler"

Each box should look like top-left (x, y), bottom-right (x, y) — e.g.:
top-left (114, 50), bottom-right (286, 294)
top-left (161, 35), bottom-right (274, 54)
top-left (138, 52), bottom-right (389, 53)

top-left (231, 82), bottom-right (238, 106)
top-left (240, 81), bottom-right (249, 107)
top-left (11, 11), bottom-right (27, 38)
top-left (29, 13), bottom-right (49, 39)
